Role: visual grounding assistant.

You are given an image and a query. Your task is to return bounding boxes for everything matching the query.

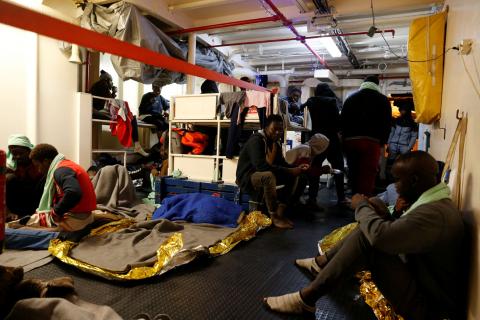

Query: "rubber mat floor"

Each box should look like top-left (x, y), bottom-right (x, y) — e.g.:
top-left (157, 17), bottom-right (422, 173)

top-left (26, 187), bottom-right (377, 320)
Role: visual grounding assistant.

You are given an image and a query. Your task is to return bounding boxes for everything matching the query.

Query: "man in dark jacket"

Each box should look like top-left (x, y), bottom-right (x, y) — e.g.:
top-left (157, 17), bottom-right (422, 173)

top-left (265, 151), bottom-right (465, 320)
top-left (302, 83), bottom-right (346, 205)
top-left (236, 114), bottom-right (309, 229)
top-left (341, 75), bottom-right (392, 196)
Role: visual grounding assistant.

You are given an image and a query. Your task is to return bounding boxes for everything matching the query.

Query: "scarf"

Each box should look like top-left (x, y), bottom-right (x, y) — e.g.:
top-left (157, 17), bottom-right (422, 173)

top-left (6, 134), bottom-right (34, 170)
top-left (36, 153), bottom-right (66, 213)
top-left (359, 81), bottom-right (381, 93)
top-left (402, 183), bottom-right (451, 216)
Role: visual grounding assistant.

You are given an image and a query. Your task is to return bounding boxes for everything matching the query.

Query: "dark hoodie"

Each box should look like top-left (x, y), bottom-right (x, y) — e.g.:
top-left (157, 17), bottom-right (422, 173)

top-left (301, 83), bottom-right (341, 140)
top-left (201, 80), bottom-right (219, 94)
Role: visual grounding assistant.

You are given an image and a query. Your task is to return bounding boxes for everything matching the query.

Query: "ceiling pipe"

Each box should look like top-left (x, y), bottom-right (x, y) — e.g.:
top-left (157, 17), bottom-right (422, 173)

top-left (166, 16), bottom-right (281, 35)
top-left (261, 0), bottom-right (327, 68)
top-left (210, 29), bottom-right (395, 48)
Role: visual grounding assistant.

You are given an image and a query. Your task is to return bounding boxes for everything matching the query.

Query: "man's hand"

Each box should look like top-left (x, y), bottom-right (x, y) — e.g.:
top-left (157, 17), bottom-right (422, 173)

top-left (289, 165), bottom-right (309, 176)
top-left (368, 197), bottom-right (390, 219)
top-left (299, 164), bottom-right (310, 171)
top-left (51, 210), bottom-right (62, 223)
top-left (394, 197), bottom-right (409, 214)
top-left (351, 193), bottom-right (369, 210)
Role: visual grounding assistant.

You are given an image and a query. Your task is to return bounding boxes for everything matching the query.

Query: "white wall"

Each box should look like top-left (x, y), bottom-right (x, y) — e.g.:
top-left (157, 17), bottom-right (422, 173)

top-left (428, 0), bottom-right (480, 318)
top-left (0, 25), bottom-right (37, 147)
top-left (0, 2), bottom-right (81, 164)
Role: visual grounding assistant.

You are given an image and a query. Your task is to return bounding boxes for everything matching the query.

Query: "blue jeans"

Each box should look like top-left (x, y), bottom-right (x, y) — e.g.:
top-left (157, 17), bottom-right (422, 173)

top-left (5, 228), bottom-right (59, 250)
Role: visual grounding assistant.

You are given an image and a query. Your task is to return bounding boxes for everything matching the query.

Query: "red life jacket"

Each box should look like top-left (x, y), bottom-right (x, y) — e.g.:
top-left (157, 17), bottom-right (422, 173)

top-left (172, 128), bottom-right (209, 155)
top-left (54, 160), bottom-right (97, 214)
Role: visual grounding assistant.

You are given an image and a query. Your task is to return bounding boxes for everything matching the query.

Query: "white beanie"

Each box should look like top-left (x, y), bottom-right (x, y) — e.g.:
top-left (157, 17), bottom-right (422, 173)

top-left (307, 133), bottom-right (329, 156)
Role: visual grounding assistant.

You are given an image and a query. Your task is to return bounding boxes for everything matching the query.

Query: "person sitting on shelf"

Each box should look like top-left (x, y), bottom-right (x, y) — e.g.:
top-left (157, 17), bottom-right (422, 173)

top-left (89, 70), bottom-right (148, 156)
top-left (138, 79), bottom-right (170, 143)
top-left (20, 144), bottom-right (96, 232)
top-left (5, 134), bottom-right (46, 221)
top-left (286, 133), bottom-right (332, 210)
top-left (264, 151), bottom-right (465, 320)
top-left (281, 87), bottom-right (304, 125)
top-left (236, 114), bottom-right (309, 229)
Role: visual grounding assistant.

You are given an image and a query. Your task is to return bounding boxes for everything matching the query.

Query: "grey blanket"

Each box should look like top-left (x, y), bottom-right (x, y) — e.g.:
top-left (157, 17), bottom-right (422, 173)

top-left (92, 165), bottom-right (155, 221)
top-left (6, 297), bottom-right (122, 320)
top-left (0, 250), bottom-right (54, 273)
top-left (70, 219), bottom-right (235, 273)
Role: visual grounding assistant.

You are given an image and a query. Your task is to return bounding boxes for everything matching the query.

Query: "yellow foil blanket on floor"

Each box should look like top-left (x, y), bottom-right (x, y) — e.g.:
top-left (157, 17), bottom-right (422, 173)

top-left (49, 211), bottom-right (271, 280)
top-left (319, 223), bottom-right (403, 320)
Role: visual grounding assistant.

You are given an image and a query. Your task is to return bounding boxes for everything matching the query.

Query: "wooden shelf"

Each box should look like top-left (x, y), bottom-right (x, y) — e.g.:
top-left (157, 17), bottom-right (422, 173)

top-left (93, 118), bottom-right (156, 128)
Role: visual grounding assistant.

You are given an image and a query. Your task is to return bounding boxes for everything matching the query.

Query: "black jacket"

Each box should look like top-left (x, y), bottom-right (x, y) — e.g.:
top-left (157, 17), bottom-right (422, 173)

top-left (341, 88), bottom-right (392, 144)
top-left (302, 96), bottom-right (340, 140)
top-left (236, 132), bottom-right (292, 193)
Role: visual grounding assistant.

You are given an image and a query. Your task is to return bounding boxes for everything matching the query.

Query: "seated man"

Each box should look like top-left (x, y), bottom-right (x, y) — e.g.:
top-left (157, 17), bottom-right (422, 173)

top-left (138, 79), bottom-right (170, 142)
top-left (264, 151), bottom-right (464, 319)
top-left (5, 135), bottom-right (45, 220)
top-left (25, 144), bottom-right (96, 232)
top-left (286, 133), bottom-right (332, 209)
top-left (236, 114), bottom-right (309, 229)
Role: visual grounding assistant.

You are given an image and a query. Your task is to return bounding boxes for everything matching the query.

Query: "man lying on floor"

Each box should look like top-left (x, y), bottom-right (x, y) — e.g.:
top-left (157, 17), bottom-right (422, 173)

top-left (264, 151), bottom-right (464, 320)
top-left (7, 144), bottom-right (96, 237)
top-left (236, 114), bottom-right (309, 229)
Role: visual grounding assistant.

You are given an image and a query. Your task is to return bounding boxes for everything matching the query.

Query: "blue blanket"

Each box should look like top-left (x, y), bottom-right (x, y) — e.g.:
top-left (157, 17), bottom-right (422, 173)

top-left (152, 193), bottom-right (243, 228)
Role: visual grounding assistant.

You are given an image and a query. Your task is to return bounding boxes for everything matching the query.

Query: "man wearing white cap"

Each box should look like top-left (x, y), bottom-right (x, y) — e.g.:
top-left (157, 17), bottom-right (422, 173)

top-left (5, 134), bottom-right (45, 220)
top-left (286, 134), bottom-right (332, 209)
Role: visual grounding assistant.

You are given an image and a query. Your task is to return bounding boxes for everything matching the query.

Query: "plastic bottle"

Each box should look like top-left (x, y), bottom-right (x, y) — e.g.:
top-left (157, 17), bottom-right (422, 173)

top-left (0, 150), bottom-right (6, 254)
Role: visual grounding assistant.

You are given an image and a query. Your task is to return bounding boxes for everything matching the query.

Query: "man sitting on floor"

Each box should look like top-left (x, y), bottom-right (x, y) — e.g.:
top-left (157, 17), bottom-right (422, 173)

top-left (5, 134), bottom-right (45, 221)
top-left (24, 144), bottom-right (96, 232)
top-left (236, 114), bottom-right (309, 229)
top-left (264, 151), bottom-right (464, 319)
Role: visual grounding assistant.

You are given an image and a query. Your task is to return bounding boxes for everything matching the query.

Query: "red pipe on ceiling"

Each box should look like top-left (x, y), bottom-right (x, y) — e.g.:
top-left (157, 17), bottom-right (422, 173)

top-left (209, 29), bottom-right (396, 48)
top-left (262, 0), bottom-right (327, 67)
top-left (166, 16), bottom-right (281, 35)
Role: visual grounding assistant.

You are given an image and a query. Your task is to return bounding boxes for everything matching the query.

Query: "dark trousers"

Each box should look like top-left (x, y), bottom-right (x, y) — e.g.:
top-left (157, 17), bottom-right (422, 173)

top-left (314, 138), bottom-right (345, 201)
top-left (141, 114), bottom-right (168, 132)
top-left (305, 228), bottom-right (435, 320)
top-left (343, 138), bottom-right (381, 196)
top-left (249, 171), bottom-right (295, 214)
top-left (6, 173), bottom-right (45, 218)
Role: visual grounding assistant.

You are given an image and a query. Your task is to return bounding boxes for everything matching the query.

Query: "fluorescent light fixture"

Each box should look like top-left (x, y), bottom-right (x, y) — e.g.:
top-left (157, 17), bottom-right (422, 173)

top-left (318, 36), bottom-right (342, 58)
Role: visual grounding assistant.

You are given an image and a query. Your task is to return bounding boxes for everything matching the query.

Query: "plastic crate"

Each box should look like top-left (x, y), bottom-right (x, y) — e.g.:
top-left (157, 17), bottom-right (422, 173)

top-left (155, 177), bottom-right (249, 211)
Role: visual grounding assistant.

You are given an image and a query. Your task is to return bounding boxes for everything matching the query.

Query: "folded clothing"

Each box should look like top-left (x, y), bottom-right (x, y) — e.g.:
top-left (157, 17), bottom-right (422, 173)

top-left (153, 193), bottom-right (242, 228)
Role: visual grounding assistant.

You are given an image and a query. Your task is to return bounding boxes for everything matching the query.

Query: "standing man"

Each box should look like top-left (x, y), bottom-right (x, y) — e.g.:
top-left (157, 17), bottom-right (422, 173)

top-left (27, 144), bottom-right (96, 232)
top-left (341, 75), bottom-right (392, 196)
top-left (5, 135), bottom-right (45, 220)
top-left (236, 115), bottom-right (309, 229)
top-left (301, 83), bottom-right (346, 205)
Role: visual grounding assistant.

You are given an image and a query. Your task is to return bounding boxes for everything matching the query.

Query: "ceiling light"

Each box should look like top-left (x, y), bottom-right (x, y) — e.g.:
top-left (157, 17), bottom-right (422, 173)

top-left (319, 36), bottom-right (342, 58)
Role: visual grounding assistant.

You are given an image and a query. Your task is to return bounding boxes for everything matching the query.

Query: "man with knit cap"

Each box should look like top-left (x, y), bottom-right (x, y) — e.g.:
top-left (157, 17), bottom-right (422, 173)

top-left (341, 75), bottom-right (392, 196)
top-left (5, 135), bottom-right (45, 220)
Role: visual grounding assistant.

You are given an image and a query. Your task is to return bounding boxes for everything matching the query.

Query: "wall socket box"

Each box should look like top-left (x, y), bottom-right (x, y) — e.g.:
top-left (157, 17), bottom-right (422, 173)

top-left (459, 39), bottom-right (473, 55)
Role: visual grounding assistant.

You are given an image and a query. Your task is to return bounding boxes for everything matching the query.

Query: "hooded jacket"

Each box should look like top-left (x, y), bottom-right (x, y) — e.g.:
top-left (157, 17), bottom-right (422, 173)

top-left (340, 85), bottom-right (392, 144)
top-left (301, 83), bottom-right (341, 140)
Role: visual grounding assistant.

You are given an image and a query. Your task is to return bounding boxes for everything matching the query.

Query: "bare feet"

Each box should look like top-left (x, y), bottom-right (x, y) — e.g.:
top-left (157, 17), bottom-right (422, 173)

top-left (271, 214), bottom-right (294, 229)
